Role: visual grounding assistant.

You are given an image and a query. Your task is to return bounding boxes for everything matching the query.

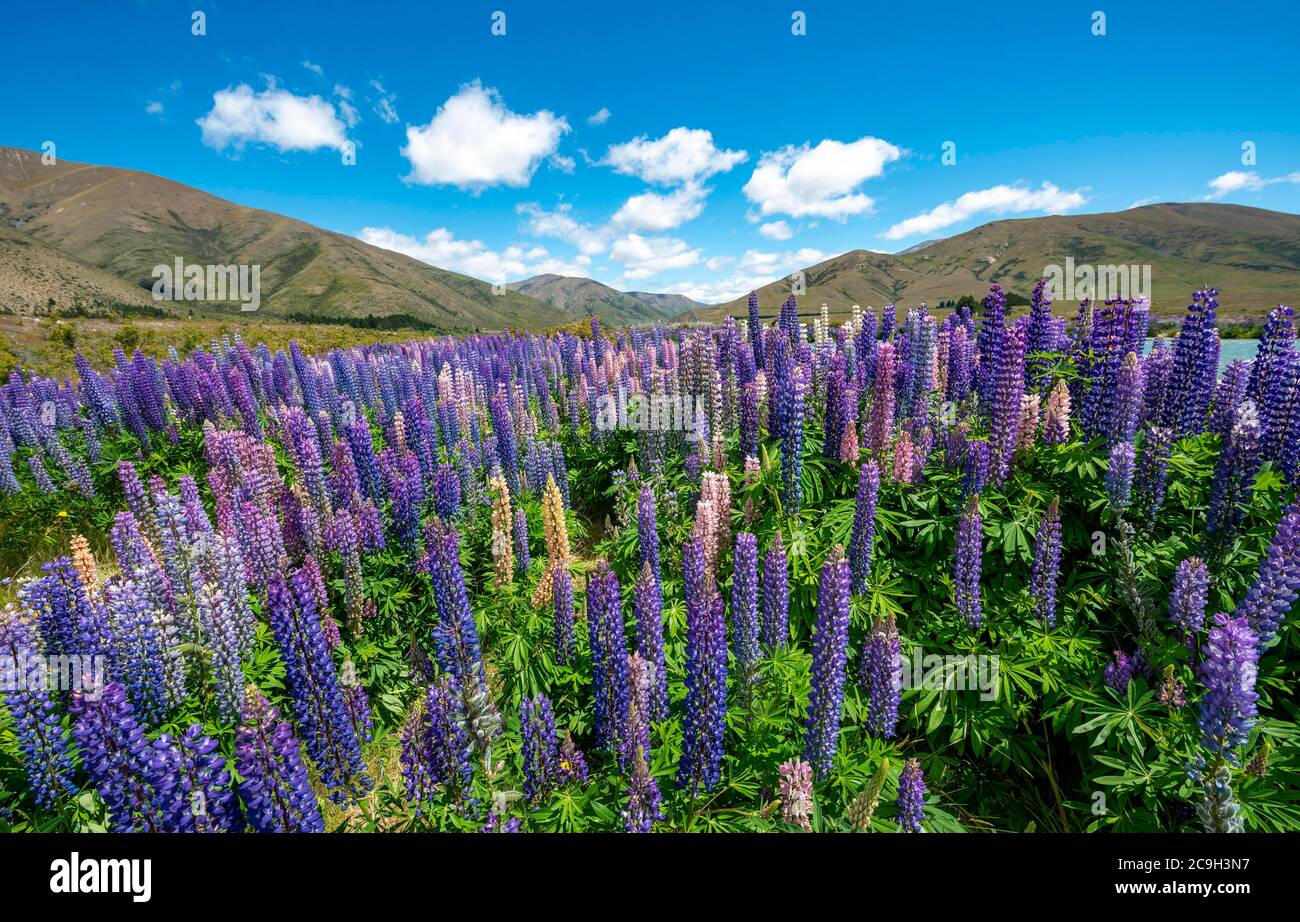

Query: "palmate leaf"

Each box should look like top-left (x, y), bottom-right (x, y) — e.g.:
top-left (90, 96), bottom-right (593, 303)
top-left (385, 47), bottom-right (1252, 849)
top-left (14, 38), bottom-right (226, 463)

top-left (1072, 682), bottom-right (1166, 752)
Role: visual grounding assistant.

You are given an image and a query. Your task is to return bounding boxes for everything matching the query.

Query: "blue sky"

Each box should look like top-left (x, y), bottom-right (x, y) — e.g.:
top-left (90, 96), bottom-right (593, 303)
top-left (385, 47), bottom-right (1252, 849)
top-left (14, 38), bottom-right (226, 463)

top-left (3, 0), bottom-right (1298, 303)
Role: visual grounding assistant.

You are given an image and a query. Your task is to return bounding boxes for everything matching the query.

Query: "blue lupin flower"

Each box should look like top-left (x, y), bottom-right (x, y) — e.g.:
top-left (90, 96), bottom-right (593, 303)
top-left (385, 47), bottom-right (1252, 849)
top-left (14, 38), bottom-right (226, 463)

top-left (0, 604), bottom-right (76, 809)
top-left (678, 538), bottom-right (727, 792)
top-left (803, 545), bottom-right (852, 778)
top-left (235, 688), bottom-right (325, 833)
top-left (896, 758), bottom-right (927, 832)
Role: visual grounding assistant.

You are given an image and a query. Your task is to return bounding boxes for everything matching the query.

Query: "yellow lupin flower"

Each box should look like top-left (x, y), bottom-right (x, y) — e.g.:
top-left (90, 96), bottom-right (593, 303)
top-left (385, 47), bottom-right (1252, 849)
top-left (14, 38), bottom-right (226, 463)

top-left (69, 533), bottom-right (100, 602)
top-left (488, 473), bottom-right (514, 588)
top-left (540, 474), bottom-right (570, 564)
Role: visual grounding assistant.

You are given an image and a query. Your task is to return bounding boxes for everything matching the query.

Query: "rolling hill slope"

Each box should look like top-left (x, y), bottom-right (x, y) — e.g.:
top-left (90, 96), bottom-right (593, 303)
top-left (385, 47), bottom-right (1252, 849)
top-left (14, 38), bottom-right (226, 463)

top-left (0, 146), bottom-right (561, 330)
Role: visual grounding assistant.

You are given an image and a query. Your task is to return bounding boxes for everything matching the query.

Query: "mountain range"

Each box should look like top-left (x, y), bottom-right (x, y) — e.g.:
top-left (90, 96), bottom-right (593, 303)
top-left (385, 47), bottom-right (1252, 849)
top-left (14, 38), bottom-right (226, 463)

top-left (2, 145), bottom-right (1298, 331)
top-left (701, 203), bottom-right (1300, 322)
top-left (506, 274), bottom-right (705, 326)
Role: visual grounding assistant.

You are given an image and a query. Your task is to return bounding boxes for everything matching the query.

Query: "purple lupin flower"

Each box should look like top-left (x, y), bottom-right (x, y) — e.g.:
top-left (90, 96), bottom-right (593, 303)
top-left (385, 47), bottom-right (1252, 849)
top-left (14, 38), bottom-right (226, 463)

top-left (380, 447), bottom-right (423, 554)
top-left (0, 604), bottom-right (76, 808)
top-left (1105, 439), bottom-right (1136, 513)
top-left (760, 531), bottom-right (790, 650)
top-left (802, 545), bottom-right (852, 778)
top-left (1169, 557), bottom-right (1210, 639)
top-left (953, 494), bottom-right (984, 629)
top-left (848, 459), bottom-right (880, 595)
top-left (400, 676), bottom-right (474, 807)
top-left (896, 758), bottom-right (926, 832)
top-left (1158, 671), bottom-right (1187, 711)
top-left (1160, 288), bottom-right (1220, 438)
top-left (425, 518), bottom-right (488, 689)
top-left (1205, 400), bottom-right (1261, 544)
top-left (1133, 425), bottom-right (1175, 529)
top-left (22, 556), bottom-right (111, 660)
top-left (636, 485), bottom-right (660, 584)
top-left (104, 577), bottom-right (175, 724)
top-left (739, 382), bottom-right (759, 460)
top-left (1030, 497), bottom-right (1063, 627)
top-left (70, 681), bottom-right (165, 832)
top-left (1209, 360), bottom-right (1251, 439)
top-left (975, 284), bottom-right (1007, 407)
top-left (557, 733), bottom-right (589, 785)
top-left (147, 723), bottom-right (234, 832)
top-left (1260, 350), bottom-right (1299, 476)
top-left (490, 388), bottom-right (521, 500)
top-left (823, 359), bottom-right (851, 461)
top-left (1197, 613), bottom-right (1259, 761)
top-left (961, 438), bottom-right (990, 500)
top-left (235, 688), bottom-right (325, 833)
top-left (513, 508), bottom-right (531, 575)
top-left (622, 653), bottom-right (663, 833)
top-left (989, 323), bottom-right (1026, 482)
top-left (433, 461), bottom-right (461, 520)
top-left (1104, 649), bottom-right (1136, 692)
top-left (116, 460), bottom-right (155, 535)
top-left (587, 560), bottom-right (631, 766)
top-left (860, 612), bottom-right (902, 738)
top-left (344, 681), bottom-right (374, 744)
top-left (265, 567), bottom-right (371, 803)
top-left (731, 532), bottom-right (761, 689)
top-left (780, 364), bottom-right (808, 512)
top-left (633, 560), bottom-right (667, 721)
top-left (520, 692), bottom-right (558, 805)
top-left (867, 343), bottom-right (896, 455)
top-left (1246, 305), bottom-right (1295, 410)
top-left (1025, 277), bottom-right (1056, 393)
top-left (1109, 351), bottom-right (1145, 446)
top-left (1234, 501), bottom-right (1300, 644)
top-left (552, 565), bottom-right (576, 666)
top-left (678, 537), bottom-right (727, 792)
top-left (747, 290), bottom-right (766, 368)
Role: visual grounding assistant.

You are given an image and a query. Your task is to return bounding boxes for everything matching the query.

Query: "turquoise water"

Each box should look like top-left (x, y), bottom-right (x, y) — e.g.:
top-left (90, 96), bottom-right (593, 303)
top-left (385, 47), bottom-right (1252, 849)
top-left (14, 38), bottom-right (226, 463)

top-left (1144, 338), bottom-right (1265, 374)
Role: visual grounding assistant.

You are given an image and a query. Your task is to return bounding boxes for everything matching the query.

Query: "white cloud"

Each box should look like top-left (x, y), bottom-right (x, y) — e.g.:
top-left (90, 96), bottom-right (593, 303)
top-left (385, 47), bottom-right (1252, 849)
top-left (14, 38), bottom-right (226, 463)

top-left (663, 247), bottom-right (827, 305)
top-left (1128, 195), bottom-right (1161, 209)
top-left (358, 226), bottom-right (586, 283)
top-left (743, 136), bottom-right (902, 220)
top-left (882, 181), bottom-right (1088, 241)
top-left (1206, 171), bottom-right (1266, 197)
top-left (1204, 170), bottom-right (1300, 200)
top-left (609, 233), bottom-right (702, 280)
top-left (758, 220), bottom-right (793, 240)
top-left (604, 127), bottom-right (746, 185)
top-left (401, 81), bottom-right (569, 190)
top-left (549, 153), bottom-right (576, 174)
top-left (197, 81), bottom-right (351, 153)
top-left (302, 60), bottom-right (325, 77)
top-left (516, 202), bottom-right (608, 255)
top-left (737, 247), bottom-right (827, 275)
top-left (610, 183), bottom-right (708, 232)
top-left (369, 79), bottom-right (400, 125)
top-left (587, 107), bottom-right (611, 126)
top-left (145, 101), bottom-right (164, 116)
